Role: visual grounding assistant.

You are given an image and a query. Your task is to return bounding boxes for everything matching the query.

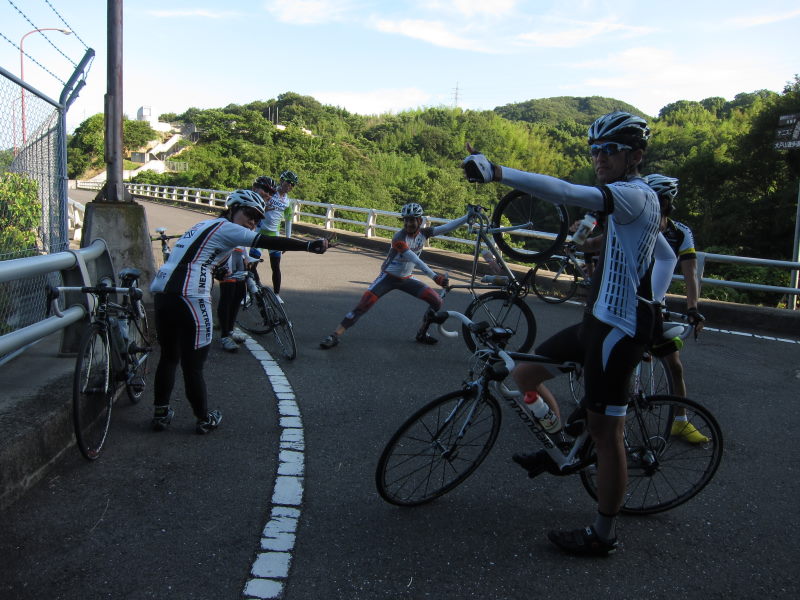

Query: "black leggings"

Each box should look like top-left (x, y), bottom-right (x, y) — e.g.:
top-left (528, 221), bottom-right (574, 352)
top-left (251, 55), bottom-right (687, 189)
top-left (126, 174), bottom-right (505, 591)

top-left (153, 293), bottom-right (211, 420)
top-left (217, 280), bottom-right (246, 337)
top-left (269, 253), bottom-right (282, 294)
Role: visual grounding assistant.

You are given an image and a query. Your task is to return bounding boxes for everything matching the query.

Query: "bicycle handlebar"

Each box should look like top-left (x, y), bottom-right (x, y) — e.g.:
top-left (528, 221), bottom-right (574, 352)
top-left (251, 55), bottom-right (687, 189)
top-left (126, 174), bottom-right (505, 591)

top-left (432, 310), bottom-right (516, 372)
top-left (46, 284), bottom-right (143, 319)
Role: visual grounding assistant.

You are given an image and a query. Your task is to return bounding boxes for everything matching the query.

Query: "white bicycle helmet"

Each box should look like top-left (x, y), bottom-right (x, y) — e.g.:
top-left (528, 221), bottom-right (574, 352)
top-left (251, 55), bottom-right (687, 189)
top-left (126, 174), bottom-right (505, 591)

top-left (643, 174), bottom-right (679, 202)
top-left (226, 189), bottom-right (266, 218)
top-left (400, 202), bottom-right (424, 218)
top-left (588, 111), bottom-right (650, 148)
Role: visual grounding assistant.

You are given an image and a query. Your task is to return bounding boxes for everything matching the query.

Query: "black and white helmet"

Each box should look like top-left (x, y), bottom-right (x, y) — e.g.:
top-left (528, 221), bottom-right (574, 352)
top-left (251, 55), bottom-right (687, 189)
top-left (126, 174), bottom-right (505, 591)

top-left (644, 174), bottom-right (678, 215)
top-left (643, 174), bottom-right (678, 201)
top-left (588, 111), bottom-right (650, 148)
top-left (254, 175), bottom-right (277, 194)
top-left (400, 202), bottom-right (424, 218)
top-left (226, 189), bottom-right (266, 218)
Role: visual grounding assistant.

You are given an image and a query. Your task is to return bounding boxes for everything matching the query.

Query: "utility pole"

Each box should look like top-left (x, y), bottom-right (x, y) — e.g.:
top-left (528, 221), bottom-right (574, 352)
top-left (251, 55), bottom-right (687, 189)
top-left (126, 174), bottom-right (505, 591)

top-left (81, 0), bottom-right (156, 296)
top-left (453, 82), bottom-right (460, 108)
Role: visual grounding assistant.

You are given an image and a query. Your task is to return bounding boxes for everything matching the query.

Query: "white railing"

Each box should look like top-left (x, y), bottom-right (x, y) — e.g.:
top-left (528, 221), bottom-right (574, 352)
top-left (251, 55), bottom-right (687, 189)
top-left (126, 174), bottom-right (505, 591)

top-left (78, 181), bottom-right (800, 309)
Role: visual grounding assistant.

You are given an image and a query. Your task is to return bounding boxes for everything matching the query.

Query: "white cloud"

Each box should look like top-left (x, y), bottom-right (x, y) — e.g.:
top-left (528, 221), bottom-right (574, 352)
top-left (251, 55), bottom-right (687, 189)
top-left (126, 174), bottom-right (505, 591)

top-left (264, 0), bottom-right (355, 25)
top-left (452, 0), bottom-right (518, 18)
top-left (147, 10), bottom-right (241, 18)
top-left (516, 17), bottom-right (654, 48)
top-left (312, 88), bottom-right (435, 115)
top-left (723, 8), bottom-right (800, 28)
top-left (371, 18), bottom-right (491, 52)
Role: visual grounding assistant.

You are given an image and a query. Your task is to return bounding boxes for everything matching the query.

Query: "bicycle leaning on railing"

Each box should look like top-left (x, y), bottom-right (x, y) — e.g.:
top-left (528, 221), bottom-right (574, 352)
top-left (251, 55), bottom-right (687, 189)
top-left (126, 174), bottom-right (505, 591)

top-left (46, 269), bottom-right (152, 460)
top-left (441, 195), bottom-right (569, 353)
top-left (530, 241), bottom-right (593, 304)
top-left (375, 309), bottom-right (722, 514)
top-left (150, 227), bottom-right (183, 264)
top-left (234, 265), bottom-right (297, 360)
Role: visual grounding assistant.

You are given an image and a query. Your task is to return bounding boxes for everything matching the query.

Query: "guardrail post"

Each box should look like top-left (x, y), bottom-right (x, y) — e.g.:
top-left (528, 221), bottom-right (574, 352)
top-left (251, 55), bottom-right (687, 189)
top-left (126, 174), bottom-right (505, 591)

top-left (325, 206), bottom-right (335, 230)
top-left (366, 210), bottom-right (376, 238)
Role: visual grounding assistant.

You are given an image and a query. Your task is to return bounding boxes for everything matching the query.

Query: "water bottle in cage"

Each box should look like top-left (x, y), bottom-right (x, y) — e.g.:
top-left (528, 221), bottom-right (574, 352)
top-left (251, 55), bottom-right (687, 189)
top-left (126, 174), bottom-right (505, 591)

top-left (481, 249), bottom-right (503, 274)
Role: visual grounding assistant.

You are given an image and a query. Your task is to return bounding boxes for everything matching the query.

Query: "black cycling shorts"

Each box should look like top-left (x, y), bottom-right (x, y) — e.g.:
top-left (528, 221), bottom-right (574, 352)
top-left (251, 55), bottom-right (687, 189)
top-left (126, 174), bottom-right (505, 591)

top-left (535, 313), bottom-right (647, 416)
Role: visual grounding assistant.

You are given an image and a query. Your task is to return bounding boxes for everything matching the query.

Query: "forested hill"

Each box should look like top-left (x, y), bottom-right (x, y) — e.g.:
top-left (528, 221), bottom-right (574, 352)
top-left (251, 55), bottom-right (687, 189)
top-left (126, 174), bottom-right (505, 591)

top-left (66, 80), bottom-right (800, 303)
top-left (494, 96), bottom-right (647, 125)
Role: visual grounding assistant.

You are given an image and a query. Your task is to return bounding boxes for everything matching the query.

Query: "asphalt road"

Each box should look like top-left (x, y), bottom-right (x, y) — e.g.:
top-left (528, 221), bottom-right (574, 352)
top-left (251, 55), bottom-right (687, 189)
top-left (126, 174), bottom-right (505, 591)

top-left (2, 194), bottom-right (799, 599)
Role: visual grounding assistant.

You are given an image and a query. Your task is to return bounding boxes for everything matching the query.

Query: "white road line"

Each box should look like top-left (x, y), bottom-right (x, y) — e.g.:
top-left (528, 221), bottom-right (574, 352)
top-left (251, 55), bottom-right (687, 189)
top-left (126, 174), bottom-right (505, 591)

top-left (241, 335), bottom-right (304, 600)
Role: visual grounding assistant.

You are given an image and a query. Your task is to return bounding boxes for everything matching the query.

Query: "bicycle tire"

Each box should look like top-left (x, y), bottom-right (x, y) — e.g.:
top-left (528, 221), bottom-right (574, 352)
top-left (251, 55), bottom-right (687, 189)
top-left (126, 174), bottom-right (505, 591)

top-left (73, 326), bottom-right (113, 461)
top-left (532, 256), bottom-right (579, 303)
top-left (462, 291), bottom-right (536, 353)
top-left (263, 288), bottom-right (297, 360)
top-left (125, 300), bottom-right (150, 403)
top-left (631, 354), bottom-right (673, 397)
top-left (376, 389), bottom-right (501, 507)
top-left (491, 190), bottom-right (569, 263)
top-left (237, 289), bottom-right (272, 334)
top-left (580, 394), bottom-right (723, 514)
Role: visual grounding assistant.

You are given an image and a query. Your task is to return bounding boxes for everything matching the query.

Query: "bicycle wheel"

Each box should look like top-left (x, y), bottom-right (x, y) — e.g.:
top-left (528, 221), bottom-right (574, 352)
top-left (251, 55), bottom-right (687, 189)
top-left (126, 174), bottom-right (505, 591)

top-left (491, 189), bottom-right (569, 263)
top-left (532, 256), bottom-right (579, 303)
top-left (376, 389), bottom-right (501, 506)
top-left (463, 291), bottom-right (536, 353)
top-left (630, 355), bottom-right (673, 397)
top-left (125, 301), bottom-right (150, 403)
top-left (73, 326), bottom-right (113, 461)
top-left (580, 394), bottom-right (723, 515)
top-left (237, 289), bottom-right (272, 334)
top-left (263, 288), bottom-right (297, 360)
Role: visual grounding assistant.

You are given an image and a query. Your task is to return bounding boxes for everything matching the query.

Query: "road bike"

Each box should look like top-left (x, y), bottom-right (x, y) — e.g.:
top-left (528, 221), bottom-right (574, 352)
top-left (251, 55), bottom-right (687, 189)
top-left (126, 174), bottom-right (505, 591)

top-left (151, 227), bottom-right (183, 264)
top-left (531, 241), bottom-right (593, 304)
top-left (47, 269), bottom-right (152, 460)
top-left (441, 203), bottom-right (543, 353)
top-left (375, 310), bottom-right (722, 514)
top-left (235, 266), bottom-right (297, 360)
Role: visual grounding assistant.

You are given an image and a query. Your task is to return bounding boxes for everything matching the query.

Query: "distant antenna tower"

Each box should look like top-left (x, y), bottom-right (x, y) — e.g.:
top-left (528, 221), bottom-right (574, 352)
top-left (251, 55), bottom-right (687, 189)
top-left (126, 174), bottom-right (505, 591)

top-left (452, 82), bottom-right (460, 108)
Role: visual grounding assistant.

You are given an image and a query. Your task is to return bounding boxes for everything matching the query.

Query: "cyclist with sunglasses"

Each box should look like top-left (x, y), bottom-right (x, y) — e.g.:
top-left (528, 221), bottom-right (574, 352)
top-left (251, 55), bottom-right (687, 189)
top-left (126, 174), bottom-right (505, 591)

top-left (150, 189), bottom-right (328, 435)
top-left (462, 111), bottom-right (660, 556)
top-left (253, 170), bottom-right (299, 302)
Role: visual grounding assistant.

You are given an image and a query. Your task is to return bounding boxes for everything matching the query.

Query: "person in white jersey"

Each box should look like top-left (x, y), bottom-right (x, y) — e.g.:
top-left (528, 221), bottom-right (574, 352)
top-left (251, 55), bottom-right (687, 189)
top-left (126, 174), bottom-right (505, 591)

top-left (150, 189), bottom-right (328, 434)
top-left (254, 170), bottom-right (297, 301)
top-left (462, 111), bottom-right (660, 556)
top-left (319, 202), bottom-right (470, 349)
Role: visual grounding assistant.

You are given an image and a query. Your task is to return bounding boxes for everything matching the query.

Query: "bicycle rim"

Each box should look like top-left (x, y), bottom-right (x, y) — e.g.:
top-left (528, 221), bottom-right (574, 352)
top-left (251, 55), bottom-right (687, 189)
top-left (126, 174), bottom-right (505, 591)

top-left (463, 291), bottom-right (536, 353)
top-left (265, 290), bottom-right (297, 360)
top-left (580, 395), bottom-right (723, 514)
top-left (376, 390), bottom-right (501, 507)
top-left (73, 327), bottom-right (113, 461)
top-left (237, 290), bottom-right (272, 334)
top-left (491, 190), bottom-right (568, 263)
top-left (125, 301), bottom-right (150, 403)
top-left (532, 257), bottom-right (578, 303)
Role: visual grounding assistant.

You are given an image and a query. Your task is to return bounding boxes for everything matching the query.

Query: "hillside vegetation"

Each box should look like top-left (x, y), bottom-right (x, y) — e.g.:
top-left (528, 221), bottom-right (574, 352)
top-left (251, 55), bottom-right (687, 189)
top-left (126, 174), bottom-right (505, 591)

top-left (68, 80), bottom-right (800, 304)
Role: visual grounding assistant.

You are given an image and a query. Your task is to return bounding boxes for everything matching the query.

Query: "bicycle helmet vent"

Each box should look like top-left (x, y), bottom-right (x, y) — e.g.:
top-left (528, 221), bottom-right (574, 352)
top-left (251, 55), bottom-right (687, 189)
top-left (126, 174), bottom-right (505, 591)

top-left (400, 202), bottom-right (424, 218)
top-left (226, 189), bottom-right (266, 217)
top-left (588, 111), bottom-right (650, 148)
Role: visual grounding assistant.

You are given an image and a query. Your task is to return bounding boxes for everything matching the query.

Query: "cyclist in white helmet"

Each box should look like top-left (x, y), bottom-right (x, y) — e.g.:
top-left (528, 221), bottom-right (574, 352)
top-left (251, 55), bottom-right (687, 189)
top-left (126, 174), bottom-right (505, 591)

top-left (319, 201), bottom-right (469, 349)
top-left (253, 170), bottom-right (298, 302)
top-left (644, 173), bottom-right (708, 443)
top-left (463, 111), bottom-right (660, 556)
top-left (150, 189), bottom-right (329, 434)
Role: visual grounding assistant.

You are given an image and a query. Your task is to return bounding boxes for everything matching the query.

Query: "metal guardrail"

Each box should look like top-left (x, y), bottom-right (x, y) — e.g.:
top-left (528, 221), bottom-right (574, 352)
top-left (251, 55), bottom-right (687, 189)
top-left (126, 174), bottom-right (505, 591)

top-left (0, 239), bottom-right (116, 363)
top-left (81, 181), bottom-right (800, 309)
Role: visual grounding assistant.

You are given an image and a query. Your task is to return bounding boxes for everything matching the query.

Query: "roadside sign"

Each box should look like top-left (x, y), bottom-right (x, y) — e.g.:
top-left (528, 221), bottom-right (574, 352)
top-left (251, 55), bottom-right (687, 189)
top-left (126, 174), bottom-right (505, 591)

top-left (774, 113), bottom-right (800, 150)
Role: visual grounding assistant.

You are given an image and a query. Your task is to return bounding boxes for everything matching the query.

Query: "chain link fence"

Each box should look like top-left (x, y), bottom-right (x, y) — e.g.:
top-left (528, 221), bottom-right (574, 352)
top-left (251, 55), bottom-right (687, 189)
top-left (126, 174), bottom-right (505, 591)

top-left (0, 68), bottom-right (67, 363)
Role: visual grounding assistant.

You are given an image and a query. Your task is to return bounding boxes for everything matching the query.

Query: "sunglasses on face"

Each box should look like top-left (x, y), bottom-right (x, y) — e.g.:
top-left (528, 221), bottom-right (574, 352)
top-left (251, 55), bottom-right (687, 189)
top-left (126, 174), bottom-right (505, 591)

top-left (242, 208), bottom-right (263, 221)
top-left (590, 142), bottom-right (632, 157)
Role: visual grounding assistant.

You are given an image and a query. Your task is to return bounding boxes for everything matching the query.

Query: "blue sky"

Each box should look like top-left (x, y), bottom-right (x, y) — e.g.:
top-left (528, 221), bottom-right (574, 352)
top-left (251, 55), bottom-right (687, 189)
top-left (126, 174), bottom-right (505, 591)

top-left (1, 0), bottom-right (799, 134)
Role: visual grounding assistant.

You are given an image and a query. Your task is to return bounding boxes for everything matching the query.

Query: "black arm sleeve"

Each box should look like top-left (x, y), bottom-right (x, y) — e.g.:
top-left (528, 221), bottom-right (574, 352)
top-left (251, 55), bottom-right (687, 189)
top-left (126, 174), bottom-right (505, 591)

top-left (252, 234), bottom-right (309, 252)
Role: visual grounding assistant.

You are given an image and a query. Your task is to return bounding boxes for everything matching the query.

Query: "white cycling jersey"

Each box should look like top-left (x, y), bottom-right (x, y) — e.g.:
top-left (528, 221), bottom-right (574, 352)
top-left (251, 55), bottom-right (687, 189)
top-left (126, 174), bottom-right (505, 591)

top-left (381, 214), bottom-right (470, 278)
top-left (151, 218), bottom-right (258, 299)
top-left (501, 168), bottom-right (660, 337)
top-left (259, 192), bottom-right (293, 236)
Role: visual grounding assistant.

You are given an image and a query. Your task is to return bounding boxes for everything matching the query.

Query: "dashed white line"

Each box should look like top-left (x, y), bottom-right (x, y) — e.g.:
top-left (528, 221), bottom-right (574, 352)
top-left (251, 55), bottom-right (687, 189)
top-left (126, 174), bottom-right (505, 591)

top-left (240, 336), bottom-right (304, 600)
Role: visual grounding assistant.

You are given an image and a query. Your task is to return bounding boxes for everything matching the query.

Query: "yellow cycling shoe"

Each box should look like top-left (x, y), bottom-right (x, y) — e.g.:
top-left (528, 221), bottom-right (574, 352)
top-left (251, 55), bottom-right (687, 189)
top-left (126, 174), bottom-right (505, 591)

top-left (671, 420), bottom-right (710, 444)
